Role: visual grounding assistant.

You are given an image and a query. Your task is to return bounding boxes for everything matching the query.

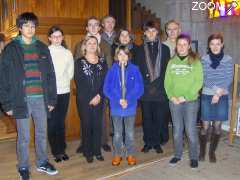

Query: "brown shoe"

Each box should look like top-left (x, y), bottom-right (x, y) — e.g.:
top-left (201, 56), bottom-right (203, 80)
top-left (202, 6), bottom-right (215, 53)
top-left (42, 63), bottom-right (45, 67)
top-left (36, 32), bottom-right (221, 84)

top-left (112, 156), bottom-right (122, 166)
top-left (127, 155), bottom-right (136, 165)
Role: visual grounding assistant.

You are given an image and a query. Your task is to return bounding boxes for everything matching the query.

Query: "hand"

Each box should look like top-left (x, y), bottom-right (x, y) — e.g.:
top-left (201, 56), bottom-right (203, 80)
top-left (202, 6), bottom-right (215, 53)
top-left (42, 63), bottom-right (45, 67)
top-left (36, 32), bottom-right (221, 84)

top-left (178, 96), bottom-right (186, 103)
top-left (120, 99), bottom-right (128, 109)
top-left (216, 88), bottom-right (224, 97)
top-left (48, 105), bottom-right (54, 112)
top-left (6, 110), bottom-right (13, 116)
top-left (211, 95), bottom-right (219, 104)
top-left (89, 94), bottom-right (101, 106)
top-left (171, 97), bottom-right (180, 105)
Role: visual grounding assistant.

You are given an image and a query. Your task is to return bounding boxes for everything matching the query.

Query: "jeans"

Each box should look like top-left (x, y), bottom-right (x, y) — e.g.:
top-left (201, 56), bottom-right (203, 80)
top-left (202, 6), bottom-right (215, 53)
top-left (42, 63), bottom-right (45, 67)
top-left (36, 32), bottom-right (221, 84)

top-left (16, 97), bottom-right (48, 170)
top-left (169, 100), bottom-right (199, 160)
top-left (112, 116), bottom-right (135, 156)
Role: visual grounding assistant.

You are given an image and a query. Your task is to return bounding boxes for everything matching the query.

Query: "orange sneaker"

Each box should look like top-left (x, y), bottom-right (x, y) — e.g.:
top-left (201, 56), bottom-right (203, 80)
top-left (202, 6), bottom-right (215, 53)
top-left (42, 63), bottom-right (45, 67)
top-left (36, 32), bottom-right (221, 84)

top-left (112, 156), bottom-right (122, 166)
top-left (127, 155), bottom-right (136, 165)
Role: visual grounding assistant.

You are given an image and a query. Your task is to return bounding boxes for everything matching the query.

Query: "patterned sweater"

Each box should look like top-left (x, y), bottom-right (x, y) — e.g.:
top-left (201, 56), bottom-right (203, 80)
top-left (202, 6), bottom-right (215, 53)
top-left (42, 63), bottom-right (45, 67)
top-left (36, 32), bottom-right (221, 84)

top-left (18, 36), bottom-right (43, 97)
top-left (201, 54), bottom-right (233, 95)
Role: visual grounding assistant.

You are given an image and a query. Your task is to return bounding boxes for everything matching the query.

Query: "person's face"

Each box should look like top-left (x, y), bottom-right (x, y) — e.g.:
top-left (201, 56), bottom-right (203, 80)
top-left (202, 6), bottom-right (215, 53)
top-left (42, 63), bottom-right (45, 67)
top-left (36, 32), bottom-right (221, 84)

top-left (117, 50), bottom-right (129, 64)
top-left (19, 21), bottom-right (36, 39)
top-left (48, 31), bottom-right (63, 46)
top-left (145, 28), bottom-right (158, 41)
top-left (166, 22), bottom-right (180, 41)
top-left (209, 39), bottom-right (223, 55)
top-left (119, 31), bottom-right (130, 45)
top-left (102, 17), bottom-right (115, 33)
top-left (86, 19), bottom-right (101, 36)
top-left (176, 39), bottom-right (190, 56)
top-left (85, 38), bottom-right (98, 54)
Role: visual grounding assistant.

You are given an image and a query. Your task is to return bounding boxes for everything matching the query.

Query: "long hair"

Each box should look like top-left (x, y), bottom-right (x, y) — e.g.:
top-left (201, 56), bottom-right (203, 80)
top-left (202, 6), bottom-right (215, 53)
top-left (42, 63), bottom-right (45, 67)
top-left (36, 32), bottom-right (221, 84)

top-left (48, 25), bottom-right (68, 48)
top-left (80, 36), bottom-right (101, 57)
top-left (176, 34), bottom-right (199, 64)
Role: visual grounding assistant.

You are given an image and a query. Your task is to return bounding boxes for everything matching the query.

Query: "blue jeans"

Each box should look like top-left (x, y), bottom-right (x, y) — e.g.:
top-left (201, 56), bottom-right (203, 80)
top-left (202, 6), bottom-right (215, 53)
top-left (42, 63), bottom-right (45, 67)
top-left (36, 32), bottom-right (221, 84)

top-left (169, 100), bottom-right (199, 160)
top-left (16, 97), bottom-right (48, 170)
top-left (112, 116), bottom-right (135, 157)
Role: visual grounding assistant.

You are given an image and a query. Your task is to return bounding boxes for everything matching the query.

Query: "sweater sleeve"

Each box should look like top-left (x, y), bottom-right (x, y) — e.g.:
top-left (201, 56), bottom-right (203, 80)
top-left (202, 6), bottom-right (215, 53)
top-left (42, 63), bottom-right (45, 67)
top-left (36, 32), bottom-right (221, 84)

top-left (221, 58), bottom-right (233, 91)
top-left (74, 60), bottom-right (92, 103)
top-left (164, 61), bottom-right (173, 99)
top-left (67, 51), bottom-right (74, 80)
top-left (103, 67), bottom-right (121, 102)
top-left (125, 67), bottom-right (144, 103)
top-left (186, 61), bottom-right (203, 100)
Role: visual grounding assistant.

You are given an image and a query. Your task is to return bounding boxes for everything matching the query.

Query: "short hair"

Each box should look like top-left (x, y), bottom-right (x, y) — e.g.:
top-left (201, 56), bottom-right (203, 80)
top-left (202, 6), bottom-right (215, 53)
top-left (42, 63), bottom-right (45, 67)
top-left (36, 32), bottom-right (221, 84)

top-left (143, 20), bottom-right (160, 32)
top-left (81, 36), bottom-right (101, 56)
top-left (114, 45), bottom-right (132, 61)
top-left (16, 12), bottom-right (38, 28)
top-left (114, 29), bottom-right (134, 45)
top-left (207, 33), bottom-right (224, 53)
top-left (101, 15), bottom-right (116, 25)
top-left (165, 19), bottom-right (180, 32)
top-left (86, 16), bottom-right (100, 27)
top-left (0, 33), bottom-right (5, 42)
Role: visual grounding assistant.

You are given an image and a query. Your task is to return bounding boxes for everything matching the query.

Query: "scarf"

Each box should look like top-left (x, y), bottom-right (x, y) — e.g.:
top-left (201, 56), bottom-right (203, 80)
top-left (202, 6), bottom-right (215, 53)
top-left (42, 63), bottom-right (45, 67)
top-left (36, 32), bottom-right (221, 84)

top-left (209, 49), bottom-right (224, 69)
top-left (144, 37), bottom-right (162, 82)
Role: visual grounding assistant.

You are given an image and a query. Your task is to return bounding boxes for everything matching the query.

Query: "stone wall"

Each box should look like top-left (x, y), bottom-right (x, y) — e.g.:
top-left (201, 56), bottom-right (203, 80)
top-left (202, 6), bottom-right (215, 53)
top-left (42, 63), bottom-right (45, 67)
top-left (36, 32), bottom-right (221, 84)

top-left (136, 0), bottom-right (240, 64)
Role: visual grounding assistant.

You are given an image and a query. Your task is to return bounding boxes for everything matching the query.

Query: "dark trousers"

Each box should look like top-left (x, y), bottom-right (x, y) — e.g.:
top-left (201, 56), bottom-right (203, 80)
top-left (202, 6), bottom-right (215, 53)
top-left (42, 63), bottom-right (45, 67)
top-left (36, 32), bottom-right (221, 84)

top-left (47, 93), bottom-right (70, 156)
top-left (141, 100), bottom-right (170, 146)
top-left (77, 100), bottom-right (103, 158)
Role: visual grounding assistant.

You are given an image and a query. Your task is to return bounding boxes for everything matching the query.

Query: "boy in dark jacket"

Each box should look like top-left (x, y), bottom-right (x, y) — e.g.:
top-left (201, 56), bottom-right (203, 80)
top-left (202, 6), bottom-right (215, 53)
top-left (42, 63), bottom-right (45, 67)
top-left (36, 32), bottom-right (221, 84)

top-left (104, 46), bottom-right (144, 166)
top-left (135, 21), bottom-right (171, 153)
top-left (0, 12), bottom-right (58, 180)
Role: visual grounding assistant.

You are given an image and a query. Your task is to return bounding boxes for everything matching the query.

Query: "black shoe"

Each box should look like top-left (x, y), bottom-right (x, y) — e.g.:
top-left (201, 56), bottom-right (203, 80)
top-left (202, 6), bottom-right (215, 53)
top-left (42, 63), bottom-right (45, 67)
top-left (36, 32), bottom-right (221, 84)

top-left (154, 145), bottom-right (163, 153)
top-left (96, 155), bottom-right (104, 161)
top-left (54, 155), bottom-right (62, 163)
top-left (102, 144), bottom-right (111, 152)
top-left (190, 160), bottom-right (198, 169)
top-left (76, 145), bottom-right (83, 154)
top-left (141, 145), bottom-right (152, 153)
top-left (37, 161), bottom-right (58, 175)
top-left (62, 153), bottom-right (69, 161)
top-left (86, 156), bottom-right (94, 163)
top-left (169, 157), bottom-right (181, 166)
top-left (19, 168), bottom-right (31, 180)
top-left (160, 141), bottom-right (168, 146)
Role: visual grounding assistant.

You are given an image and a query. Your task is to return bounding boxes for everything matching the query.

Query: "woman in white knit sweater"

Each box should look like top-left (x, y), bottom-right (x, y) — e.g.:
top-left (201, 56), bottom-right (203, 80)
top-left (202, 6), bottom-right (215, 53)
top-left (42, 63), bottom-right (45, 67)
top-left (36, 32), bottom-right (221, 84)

top-left (48, 26), bottom-right (74, 162)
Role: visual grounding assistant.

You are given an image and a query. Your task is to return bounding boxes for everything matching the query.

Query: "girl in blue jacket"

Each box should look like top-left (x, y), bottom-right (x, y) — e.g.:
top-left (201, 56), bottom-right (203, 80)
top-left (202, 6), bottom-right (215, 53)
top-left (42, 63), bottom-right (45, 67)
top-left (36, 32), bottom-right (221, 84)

top-left (104, 46), bottom-right (144, 166)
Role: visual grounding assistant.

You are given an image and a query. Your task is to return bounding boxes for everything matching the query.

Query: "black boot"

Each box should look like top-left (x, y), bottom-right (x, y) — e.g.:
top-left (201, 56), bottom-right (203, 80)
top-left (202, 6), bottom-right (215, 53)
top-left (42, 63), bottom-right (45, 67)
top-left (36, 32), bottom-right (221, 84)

top-left (209, 133), bottom-right (221, 163)
top-left (199, 134), bottom-right (207, 161)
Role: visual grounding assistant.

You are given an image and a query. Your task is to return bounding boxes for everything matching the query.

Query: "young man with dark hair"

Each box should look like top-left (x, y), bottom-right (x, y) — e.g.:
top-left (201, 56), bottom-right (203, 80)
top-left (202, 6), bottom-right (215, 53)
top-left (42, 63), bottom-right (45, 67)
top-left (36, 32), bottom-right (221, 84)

top-left (0, 12), bottom-right (58, 180)
top-left (135, 21), bottom-right (171, 154)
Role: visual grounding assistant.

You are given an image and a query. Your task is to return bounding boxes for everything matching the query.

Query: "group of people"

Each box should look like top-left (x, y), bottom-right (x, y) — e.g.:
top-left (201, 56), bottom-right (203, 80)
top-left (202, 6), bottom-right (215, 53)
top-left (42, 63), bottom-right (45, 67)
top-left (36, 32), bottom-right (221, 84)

top-left (0, 11), bottom-right (233, 180)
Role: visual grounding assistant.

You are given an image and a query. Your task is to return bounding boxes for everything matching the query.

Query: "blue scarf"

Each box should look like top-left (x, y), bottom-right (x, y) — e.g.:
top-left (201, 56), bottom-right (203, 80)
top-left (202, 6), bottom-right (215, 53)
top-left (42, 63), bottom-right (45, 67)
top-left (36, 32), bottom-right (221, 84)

top-left (209, 49), bottom-right (224, 69)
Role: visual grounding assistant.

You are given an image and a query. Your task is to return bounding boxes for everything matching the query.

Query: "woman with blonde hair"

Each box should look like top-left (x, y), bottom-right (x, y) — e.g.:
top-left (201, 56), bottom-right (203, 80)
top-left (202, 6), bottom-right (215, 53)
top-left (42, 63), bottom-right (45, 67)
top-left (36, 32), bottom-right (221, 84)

top-left (74, 36), bottom-right (107, 163)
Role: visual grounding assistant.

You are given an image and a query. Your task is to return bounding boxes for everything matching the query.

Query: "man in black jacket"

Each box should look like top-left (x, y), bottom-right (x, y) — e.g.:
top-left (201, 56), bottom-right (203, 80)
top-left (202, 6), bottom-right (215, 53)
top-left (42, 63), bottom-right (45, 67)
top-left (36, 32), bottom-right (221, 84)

top-left (135, 21), bottom-right (171, 154)
top-left (0, 12), bottom-right (58, 180)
